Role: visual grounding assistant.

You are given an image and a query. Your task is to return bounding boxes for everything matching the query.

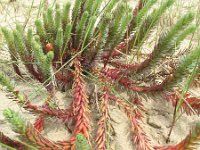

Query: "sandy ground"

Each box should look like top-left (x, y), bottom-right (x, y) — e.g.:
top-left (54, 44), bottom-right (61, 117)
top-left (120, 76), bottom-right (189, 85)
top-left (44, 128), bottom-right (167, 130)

top-left (0, 0), bottom-right (200, 150)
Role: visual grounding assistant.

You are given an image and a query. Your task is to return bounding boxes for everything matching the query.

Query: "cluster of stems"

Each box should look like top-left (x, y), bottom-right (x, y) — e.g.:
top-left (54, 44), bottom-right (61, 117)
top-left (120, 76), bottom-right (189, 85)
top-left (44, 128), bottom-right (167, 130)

top-left (0, 0), bottom-right (200, 149)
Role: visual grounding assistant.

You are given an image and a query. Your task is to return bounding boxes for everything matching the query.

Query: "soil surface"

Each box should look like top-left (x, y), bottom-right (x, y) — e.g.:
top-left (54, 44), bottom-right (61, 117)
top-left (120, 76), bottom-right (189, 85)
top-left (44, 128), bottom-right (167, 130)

top-left (0, 0), bottom-right (200, 150)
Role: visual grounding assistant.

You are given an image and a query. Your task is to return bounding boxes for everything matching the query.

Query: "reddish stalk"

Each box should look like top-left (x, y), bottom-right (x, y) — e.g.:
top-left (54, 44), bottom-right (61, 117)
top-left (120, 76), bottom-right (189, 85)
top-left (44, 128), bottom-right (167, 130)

top-left (102, 41), bottom-right (127, 64)
top-left (53, 67), bottom-right (74, 85)
top-left (165, 90), bottom-right (200, 115)
top-left (0, 132), bottom-right (24, 149)
top-left (108, 95), bottom-right (153, 150)
top-left (101, 68), bottom-right (138, 84)
top-left (70, 58), bottom-right (91, 148)
top-left (133, 0), bottom-right (144, 16)
top-left (25, 56), bottom-right (45, 83)
top-left (102, 68), bottom-right (166, 92)
top-left (34, 115), bottom-right (45, 132)
top-left (13, 90), bottom-right (72, 125)
top-left (12, 64), bottom-right (23, 77)
top-left (25, 123), bottom-right (64, 149)
top-left (108, 52), bottom-right (153, 72)
top-left (22, 100), bottom-right (71, 121)
top-left (95, 87), bottom-right (109, 150)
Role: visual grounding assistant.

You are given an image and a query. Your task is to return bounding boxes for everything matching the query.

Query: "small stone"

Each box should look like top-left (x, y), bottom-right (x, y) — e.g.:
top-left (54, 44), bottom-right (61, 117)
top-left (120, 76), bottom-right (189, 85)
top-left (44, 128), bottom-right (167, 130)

top-left (147, 117), bottom-right (162, 129)
top-left (0, 119), bottom-right (6, 125)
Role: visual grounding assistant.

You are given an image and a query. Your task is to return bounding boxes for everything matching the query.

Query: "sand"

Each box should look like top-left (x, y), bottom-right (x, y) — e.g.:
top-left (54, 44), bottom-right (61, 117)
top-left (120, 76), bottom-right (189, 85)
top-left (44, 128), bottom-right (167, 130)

top-left (0, 0), bottom-right (200, 149)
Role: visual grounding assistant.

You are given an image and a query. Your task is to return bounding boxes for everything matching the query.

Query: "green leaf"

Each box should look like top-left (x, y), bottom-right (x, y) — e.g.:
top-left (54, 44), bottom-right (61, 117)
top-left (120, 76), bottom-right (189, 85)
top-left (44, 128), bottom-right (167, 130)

top-left (3, 108), bottom-right (27, 135)
top-left (75, 134), bottom-right (90, 150)
top-left (13, 30), bottom-right (27, 58)
top-left (55, 28), bottom-right (63, 57)
top-left (75, 11), bottom-right (89, 48)
top-left (25, 28), bottom-right (33, 54)
top-left (136, 0), bottom-right (158, 25)
top-left (35, 19), bottom-right (46, 44)
top-left (63, 24), bottom-right (72, 51)
top-left (0, 73), bottom-right (14, 92)
top-left (170, 47), bottom-right (200, 87)
top-left (62, 2), bottom-right (71, 28)
top-left (83, 15), bottom-right (96, 47)
top-left (47, 8), bottom-right (55, 34)
top-left (55, 9), bottom-right (62, 29)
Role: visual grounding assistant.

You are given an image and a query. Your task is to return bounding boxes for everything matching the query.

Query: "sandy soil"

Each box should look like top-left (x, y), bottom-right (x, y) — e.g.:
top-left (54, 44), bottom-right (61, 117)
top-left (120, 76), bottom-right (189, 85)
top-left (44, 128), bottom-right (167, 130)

top-left (0, 0), bottom-right (200, 150)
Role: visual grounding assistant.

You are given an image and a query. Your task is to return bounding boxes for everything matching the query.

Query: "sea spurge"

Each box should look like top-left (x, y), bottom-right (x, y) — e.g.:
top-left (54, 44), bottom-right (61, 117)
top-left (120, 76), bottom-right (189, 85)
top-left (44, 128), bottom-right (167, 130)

top-left (1, 28), bottom-right (22, 76)
top-left (0, 0), bottom-right (200, 149)
top-left (95, 88), bottom-right (109, 150)
top-left (71, 59), bottom-right (90, 142)
top-left (0, 132), bottom-right (25, 150)
top-left (3, 108), bottom-right (27, 136)
top-left (109, 95), bottom-right (153, 150)
top-left (75, 133), bottom-right (90, 150)
top-left (3, 108), bottom-right (63, 149)
top-left (0, 72), bottom-right (14, 92)
top-left (165, 90), bottom-right (200, 115)
top-left (62, 2), bottom-right (71, 28)
top-left (33, 115), bottom-right (45, 132)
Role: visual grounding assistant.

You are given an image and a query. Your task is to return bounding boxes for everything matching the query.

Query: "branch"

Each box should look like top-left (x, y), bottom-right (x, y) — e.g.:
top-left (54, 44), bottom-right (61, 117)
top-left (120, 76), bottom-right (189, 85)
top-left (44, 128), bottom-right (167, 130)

top-left (164, 90), bottom-right (200, 115)
top-left (102, 68), bottom-right (165, 92)
top-left (70, 58), bottom-right (91, 145)
top-left (108, 95), bottom-right (153, 150)
top-left (95, 87), bottom-right (109, 150)
top-left (0, 132), bottom-right (24, 150)
top-left (3, 108), bottom-right (65, 149)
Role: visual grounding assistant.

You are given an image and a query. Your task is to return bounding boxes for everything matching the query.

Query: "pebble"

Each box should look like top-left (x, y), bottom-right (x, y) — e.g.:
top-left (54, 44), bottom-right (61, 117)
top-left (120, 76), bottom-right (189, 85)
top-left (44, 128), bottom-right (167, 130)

top-left (147, 116), bottom-right (162, 129)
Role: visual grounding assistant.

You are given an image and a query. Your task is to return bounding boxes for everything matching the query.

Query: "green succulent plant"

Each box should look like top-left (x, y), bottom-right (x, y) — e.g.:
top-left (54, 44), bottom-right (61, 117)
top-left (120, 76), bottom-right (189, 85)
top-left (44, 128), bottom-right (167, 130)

top-left (0, 0), bottom-right (200, 149)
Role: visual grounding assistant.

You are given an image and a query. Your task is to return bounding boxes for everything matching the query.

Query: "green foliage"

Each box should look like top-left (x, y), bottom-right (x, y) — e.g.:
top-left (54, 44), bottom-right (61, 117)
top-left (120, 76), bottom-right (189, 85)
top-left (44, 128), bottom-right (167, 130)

top-left (1, 28), bottom-right (17, 56)
top-left (159, 12), bottom-right (195, 49)
top-left (84, 0), bottom-right (93, 15)
top-left (136, 0), bottom-right (158, 25)
top-left (149, 12), bottom-right (196, 67)
top-left (104, 0), bottom-right (118, 14)
top-left (91, 0), bottom-right (103, 15)
top-left (16, 24), bottom-right (23, 35)
top-left (171, 47), bottom-right (200, 86)
top-left (105, 3), bottom-right (127, 49)
top-left (3, 108), bottom-right (27, 135)
top-left (35, 19), bottom-right (46, 44)
top-left (133, 0), bottom-right (175, 47)
top-left (62, 2), bottom-right (71, 28)
top-left (84, 15), bottom-right (96, 47)
top-left (3, 109), bottom-right (55, 150)
top-left (75, 11), bottom-right (89, 48)
top-left (72, 0), bottom-right (83, 23)
top-left (42, 12), bottom-right (48, 32)
top-left (63, 24), bottom-right (72, 51)
top-left (45, 51), bottom-right (54, 74)
top-left (55, 28), bottom-right (63, 56)
top-left (0, 73), bottom-right (14, 92)
top-left (118, 11), bottom-right (132, 41)
top-left (175, 25), bottom-right (197, 45)
top-left (47, 7), bottom-right (55, 34)
top-left (13, 30), bottom-right (27, 60)
top-left (32, 40), bottom-right (53, 78)
top-left (75, 134), bottom-right (90, 150)
top-left (1, 0), bottom-right (200, 149)
top-left (96, 15), bottom-right (111, 51)
top-left (105, 3), bottom-right (133, 51)
top-left (55, 9), bottom-right (62, 29)
top-left (25, 28), bottom-right (33, 54)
